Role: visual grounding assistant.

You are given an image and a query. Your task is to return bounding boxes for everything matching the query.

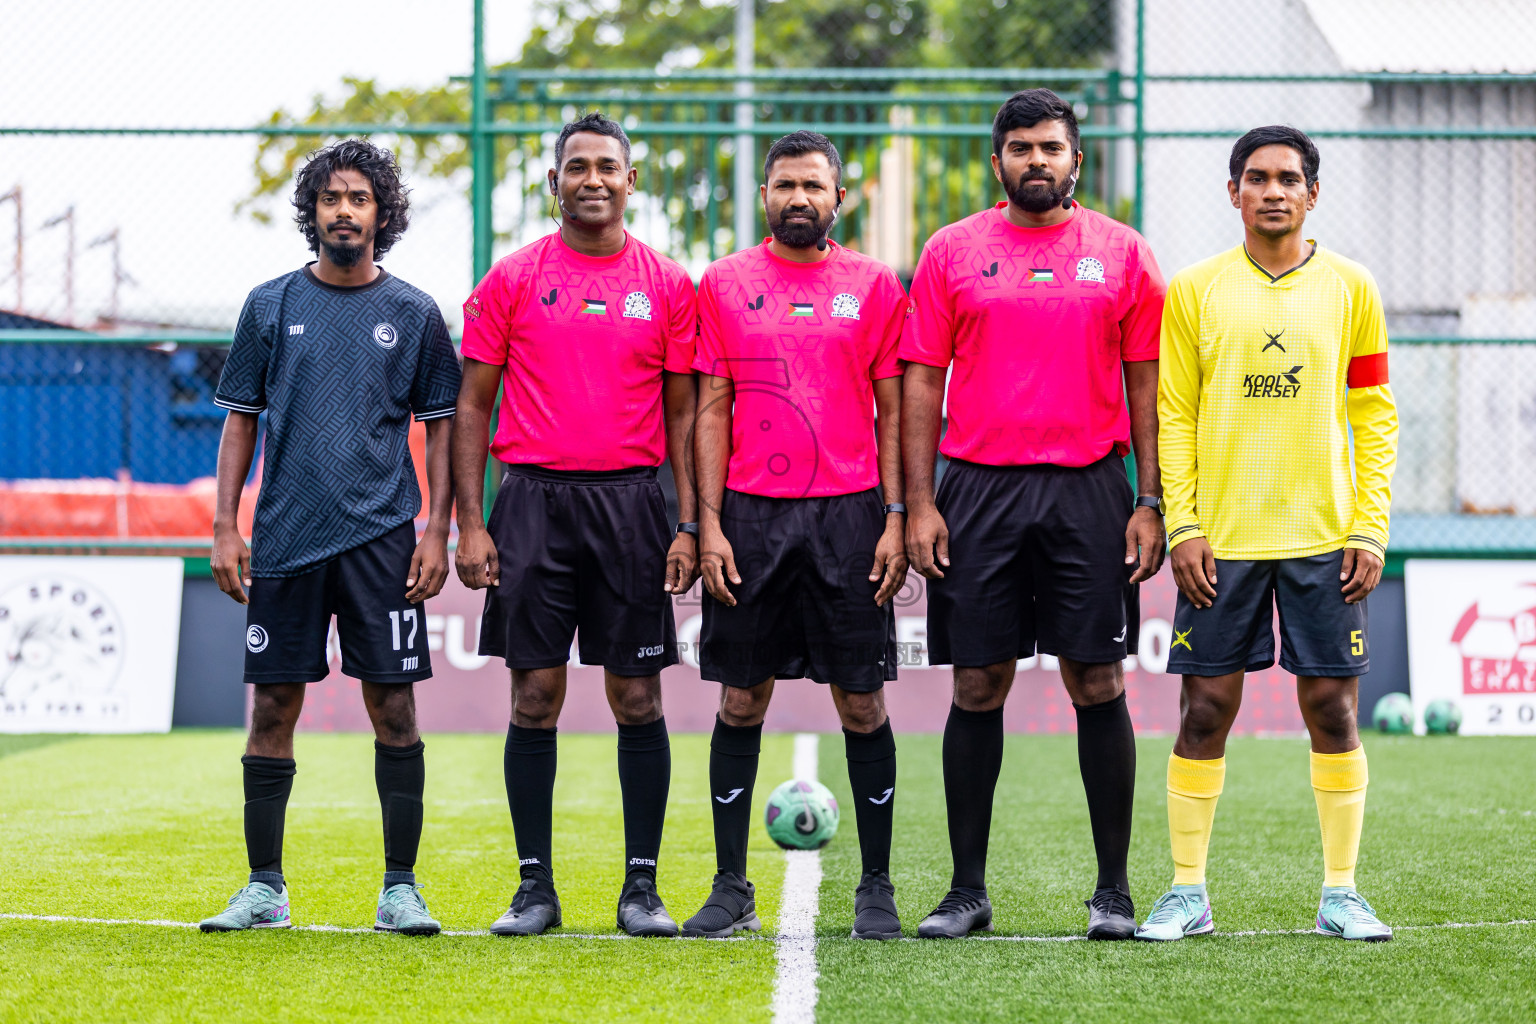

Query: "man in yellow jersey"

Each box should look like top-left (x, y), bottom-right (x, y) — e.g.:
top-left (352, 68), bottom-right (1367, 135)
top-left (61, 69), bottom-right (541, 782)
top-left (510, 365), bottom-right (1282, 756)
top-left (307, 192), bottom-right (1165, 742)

top-left (1135, 126), bottom-right (1398, 943)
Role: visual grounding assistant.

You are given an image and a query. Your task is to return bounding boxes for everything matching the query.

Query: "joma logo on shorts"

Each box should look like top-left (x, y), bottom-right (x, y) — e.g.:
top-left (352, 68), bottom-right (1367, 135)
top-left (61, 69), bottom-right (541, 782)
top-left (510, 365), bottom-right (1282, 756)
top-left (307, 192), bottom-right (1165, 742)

top-left (637, 645), bottom-right (666, 658)
top-left (1242, 366), bottom-right (1303, 398)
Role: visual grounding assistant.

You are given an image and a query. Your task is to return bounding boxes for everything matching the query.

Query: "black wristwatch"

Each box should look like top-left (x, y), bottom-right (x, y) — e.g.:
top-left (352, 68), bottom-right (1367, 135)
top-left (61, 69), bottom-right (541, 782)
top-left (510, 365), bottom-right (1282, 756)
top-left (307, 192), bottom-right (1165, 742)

top-left (676, 522), bottom-right (699, 537)
top-left (1135, 496), bottom-right (1165, 516)
top-left (882, 503), bottom-right (907, 517)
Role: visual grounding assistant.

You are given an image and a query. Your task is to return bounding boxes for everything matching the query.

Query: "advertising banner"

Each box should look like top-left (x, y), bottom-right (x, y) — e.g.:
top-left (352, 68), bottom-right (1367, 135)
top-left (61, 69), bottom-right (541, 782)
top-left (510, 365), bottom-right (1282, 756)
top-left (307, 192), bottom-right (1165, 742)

top-left (293, 568), bottom-right (1306, 735)
top-left (1406, 559), bottom-right (1536, 735)
top-left (0, 556), bottom-right (183, 733)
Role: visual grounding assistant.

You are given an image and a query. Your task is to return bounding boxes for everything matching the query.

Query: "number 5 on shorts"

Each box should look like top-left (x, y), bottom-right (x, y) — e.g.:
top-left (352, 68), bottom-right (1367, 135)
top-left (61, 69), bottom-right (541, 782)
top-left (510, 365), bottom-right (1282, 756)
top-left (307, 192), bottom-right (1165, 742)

top-left (390, 609), bottom-right (419, 651)
top-left (1350, 629), bottom-right (1363, 657)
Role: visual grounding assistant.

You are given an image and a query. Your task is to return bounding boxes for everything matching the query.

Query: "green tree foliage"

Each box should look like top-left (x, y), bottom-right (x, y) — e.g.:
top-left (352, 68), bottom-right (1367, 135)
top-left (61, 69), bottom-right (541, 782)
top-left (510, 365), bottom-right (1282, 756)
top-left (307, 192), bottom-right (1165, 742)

top-left (242, 0), bottom-right (1115, 235)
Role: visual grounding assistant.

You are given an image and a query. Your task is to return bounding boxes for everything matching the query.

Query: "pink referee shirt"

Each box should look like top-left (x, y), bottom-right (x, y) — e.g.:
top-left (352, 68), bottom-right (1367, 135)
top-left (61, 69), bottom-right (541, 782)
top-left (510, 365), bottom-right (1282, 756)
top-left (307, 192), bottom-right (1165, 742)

top-left (461, 231), bottom-right (697, 470)
top-left (900, 202), bottom-right (1165, 467)
top-left (695, 240), bottom-right (906, 498)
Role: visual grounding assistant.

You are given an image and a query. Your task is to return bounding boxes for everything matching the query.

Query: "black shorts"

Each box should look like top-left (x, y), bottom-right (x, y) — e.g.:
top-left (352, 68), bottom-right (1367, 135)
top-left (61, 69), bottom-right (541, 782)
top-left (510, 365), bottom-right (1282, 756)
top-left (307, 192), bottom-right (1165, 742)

top-left (478, 464), bottom-right (679, 677)
top-left (244, 520), bottom-right (429, 685)
top-left (926, 454), bottom-right (1139, 667)
top-left (700, 488), bottom-right (897, 691)
top-left (1166, 549), bottom-right (1370, 677)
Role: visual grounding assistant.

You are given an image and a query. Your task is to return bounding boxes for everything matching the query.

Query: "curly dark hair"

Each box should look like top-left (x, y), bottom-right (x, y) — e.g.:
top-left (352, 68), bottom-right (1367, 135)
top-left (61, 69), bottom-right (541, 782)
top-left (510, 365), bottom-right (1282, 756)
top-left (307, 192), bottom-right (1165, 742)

top-left (292, 139), bottom-right (411, 260)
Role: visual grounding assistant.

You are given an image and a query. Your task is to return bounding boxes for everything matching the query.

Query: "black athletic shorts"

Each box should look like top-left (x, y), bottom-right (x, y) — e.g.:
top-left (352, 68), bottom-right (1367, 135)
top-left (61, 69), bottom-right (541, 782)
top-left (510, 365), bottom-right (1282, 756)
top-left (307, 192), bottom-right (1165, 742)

top-left (700, 487), bottom-right (897, 691)
top-left (244, 520), bottom-right (430, 685)
top-left (926, 454), bottom-right (1139, 667)
top-left (478, 464), bottom-right (679, 677)
top-left (1166, 548), bottom-right (1370, 677)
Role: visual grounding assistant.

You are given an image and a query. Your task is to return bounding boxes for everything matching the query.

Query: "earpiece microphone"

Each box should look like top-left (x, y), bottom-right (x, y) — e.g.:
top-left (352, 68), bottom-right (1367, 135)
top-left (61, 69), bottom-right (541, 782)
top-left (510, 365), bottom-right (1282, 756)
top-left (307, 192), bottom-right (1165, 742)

top-left (817, 205), bottom-right (840, 252)
top-left (1062, 173), bottom-right (1078, 210)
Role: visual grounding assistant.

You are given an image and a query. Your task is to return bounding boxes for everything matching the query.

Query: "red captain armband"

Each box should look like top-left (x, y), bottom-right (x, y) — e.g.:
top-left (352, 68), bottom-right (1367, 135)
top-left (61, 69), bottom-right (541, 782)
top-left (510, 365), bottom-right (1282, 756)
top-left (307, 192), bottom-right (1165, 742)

top-left (1347, 351), bottom-right (1389, 388)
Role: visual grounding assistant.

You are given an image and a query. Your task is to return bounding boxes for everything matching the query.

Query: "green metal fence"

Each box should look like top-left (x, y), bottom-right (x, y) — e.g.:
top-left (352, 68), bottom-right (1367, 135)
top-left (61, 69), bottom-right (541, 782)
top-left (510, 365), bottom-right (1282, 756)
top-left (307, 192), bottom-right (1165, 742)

top-left (3, 0), bottom-right (1536, 562)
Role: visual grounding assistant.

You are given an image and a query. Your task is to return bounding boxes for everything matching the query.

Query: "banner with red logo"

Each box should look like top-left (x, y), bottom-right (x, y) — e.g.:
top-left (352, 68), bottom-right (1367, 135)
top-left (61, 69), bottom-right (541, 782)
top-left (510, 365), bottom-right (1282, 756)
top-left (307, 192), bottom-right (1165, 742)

top-left (1406, 559), bottom-right (1536, 735)
top-left (294, 569), bottom-right (1305, 736)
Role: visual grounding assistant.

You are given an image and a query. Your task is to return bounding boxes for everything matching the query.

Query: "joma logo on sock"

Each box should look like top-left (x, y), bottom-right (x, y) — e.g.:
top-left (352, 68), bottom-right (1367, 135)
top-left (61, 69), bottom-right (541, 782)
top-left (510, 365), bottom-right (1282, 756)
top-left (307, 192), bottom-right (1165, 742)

top-left (715, 788), bottom-right (744, 804)
top-left (629, 858), bottom-right (657, 867)
top-left (519, 857), bottom-right (542, 866)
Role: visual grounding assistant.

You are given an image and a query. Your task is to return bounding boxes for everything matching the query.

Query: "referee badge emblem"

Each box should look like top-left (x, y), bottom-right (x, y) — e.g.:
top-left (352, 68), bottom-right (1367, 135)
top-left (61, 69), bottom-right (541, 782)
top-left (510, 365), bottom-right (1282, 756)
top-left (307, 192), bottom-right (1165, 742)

top-left (831, 293), bottom-right (860, 320)
top-left (1075, 257), bottom-right (1106, 283)
top-left (246, 625), bottom-right (269, 654)
top-left (372, 322), bottom-right (399, 349)
top-left (623, 291), bottom-right (652, 321)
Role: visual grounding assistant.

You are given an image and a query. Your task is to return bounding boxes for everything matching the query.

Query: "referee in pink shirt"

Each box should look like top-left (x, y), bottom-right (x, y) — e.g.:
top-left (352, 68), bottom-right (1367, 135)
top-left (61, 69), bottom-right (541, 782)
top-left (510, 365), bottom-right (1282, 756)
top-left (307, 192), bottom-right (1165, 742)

top-left (453, 113), bottom-right (699, 939)
top-left (684, 132), bottom-right (910, 941)
top-left (902, 91), bottom-right (1168, 941)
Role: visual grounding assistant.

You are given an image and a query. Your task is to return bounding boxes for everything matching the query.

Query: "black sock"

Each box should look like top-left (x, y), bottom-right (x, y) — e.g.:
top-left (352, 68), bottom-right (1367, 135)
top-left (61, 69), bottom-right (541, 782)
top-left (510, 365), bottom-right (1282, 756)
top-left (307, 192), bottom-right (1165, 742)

top-left (505, 724), bottom-right (557, 883)
top-left (943, 703), bottom-right (1004, 891)
top-left (1074, 691), bottom-right (1136, 892)
top-left (617, 717), bottom-right (670, 885)
top-left (242, 754), bottom-right (295, 887)
top-left (844, 720), bottom-right (897, 877)
top-left (709, 715), bottom-right (762, 878)
top-left (375, 738), bottom-right (425, 885)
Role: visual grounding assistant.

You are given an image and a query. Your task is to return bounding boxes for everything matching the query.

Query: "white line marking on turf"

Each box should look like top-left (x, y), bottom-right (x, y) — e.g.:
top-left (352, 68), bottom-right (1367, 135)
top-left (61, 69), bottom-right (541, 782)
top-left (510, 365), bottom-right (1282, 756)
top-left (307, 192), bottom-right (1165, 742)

top-left (771, 733), bottom-right (823, 1024)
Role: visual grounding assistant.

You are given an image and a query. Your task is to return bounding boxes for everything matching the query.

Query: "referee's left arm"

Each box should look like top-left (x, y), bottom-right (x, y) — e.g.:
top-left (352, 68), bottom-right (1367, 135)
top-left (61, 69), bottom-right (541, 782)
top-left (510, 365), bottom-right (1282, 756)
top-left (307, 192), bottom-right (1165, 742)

top-left (1122, 241), bottom-right (1168, 583)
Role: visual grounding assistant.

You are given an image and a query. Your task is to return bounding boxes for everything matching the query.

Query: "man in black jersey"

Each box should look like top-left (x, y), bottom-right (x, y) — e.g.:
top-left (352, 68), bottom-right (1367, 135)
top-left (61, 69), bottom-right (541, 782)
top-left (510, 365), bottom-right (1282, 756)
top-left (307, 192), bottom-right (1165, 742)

top-left (198, 140), bottom-right (461, 935)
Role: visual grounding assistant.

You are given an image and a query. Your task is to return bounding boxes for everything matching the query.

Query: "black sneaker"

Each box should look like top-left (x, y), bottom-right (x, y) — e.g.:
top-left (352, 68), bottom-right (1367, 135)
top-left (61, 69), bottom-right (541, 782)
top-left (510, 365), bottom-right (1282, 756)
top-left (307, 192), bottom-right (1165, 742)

top-left (850, 871), bottom-right (901, 940)
top-left (1085, 885), bottom-right (1136, 940)
top-left (617, 876), bottom-right (679, 937)
top-left (490, 877), bottom-right (562, 936)
top-left (917, 886), bottom-right (993, 938)
top-left (681, 872), bottom-right (760, 938)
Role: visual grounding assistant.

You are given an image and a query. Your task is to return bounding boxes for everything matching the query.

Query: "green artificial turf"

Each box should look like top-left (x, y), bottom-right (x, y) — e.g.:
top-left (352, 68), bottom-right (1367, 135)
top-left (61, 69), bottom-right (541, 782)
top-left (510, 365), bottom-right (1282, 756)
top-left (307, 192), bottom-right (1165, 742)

top-left (815, 734), bottom-right (1536, 1023)
top-left (0, 731), bottom-right (794, 1024)
top-left (1, 731), bottom-right (1533, 1023)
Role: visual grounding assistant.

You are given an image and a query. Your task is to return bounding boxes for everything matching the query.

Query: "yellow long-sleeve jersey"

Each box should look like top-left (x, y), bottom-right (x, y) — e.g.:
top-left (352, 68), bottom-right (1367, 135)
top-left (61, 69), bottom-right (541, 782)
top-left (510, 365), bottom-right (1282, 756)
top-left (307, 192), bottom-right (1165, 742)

top-left (1158, 243), bottom-right (1398, 561)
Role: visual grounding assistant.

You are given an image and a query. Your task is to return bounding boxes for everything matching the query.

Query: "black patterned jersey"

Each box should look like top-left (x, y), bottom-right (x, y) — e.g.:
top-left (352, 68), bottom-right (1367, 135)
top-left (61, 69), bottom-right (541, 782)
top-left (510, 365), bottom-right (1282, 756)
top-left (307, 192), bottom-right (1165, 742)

top-left (214, 265), bottom-right (461, 576)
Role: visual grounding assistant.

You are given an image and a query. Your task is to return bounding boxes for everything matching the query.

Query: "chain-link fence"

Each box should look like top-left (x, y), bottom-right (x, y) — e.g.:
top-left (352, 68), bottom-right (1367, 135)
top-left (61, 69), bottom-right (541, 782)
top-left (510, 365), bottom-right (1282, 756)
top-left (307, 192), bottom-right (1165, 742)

top-left (3, 0), bottom-right (1534, 558)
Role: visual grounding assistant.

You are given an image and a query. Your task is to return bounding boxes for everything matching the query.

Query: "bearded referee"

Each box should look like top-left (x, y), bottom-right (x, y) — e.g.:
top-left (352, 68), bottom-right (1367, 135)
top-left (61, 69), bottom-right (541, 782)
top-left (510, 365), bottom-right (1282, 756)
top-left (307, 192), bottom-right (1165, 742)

top-left (684, 132), bottom-right (909, 940)
top-left (1136, 127), bottom-right (1398, 943)
top-left (903, 90), bottom-right (1168, 940)
top-left (199, 140), bottom-right (461, 934)
top-left (454, 113), bottom-right (699, 937)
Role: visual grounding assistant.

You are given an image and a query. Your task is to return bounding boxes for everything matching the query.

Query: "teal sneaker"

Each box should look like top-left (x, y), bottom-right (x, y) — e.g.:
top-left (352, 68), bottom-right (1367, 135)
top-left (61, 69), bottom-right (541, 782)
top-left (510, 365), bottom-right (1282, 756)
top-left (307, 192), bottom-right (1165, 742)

top-left (376, 883), bottom-right (441, 935)
top-left (199, 882), bottom-right (292, 932)
top-left (1315, 886), bottom-right (1392, 941)
top-left (1133, 884), bottom-right (1214, 941)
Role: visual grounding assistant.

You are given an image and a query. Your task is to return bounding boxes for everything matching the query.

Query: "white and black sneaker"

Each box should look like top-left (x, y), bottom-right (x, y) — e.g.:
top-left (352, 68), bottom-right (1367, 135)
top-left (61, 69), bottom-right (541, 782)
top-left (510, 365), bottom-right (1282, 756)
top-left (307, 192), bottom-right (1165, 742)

top-left (681, 872), bottom-right (761, 938)
top-left (617, 876), bottom-right (679, 937)
top-left (1085, 885), bottom-right (1136, 940)
top-left (490, 877), bottom-right (562, 936)
top-left (917, 886), bottom-right (993, 938)
top-left (850, 871), bottom-right (902, 940)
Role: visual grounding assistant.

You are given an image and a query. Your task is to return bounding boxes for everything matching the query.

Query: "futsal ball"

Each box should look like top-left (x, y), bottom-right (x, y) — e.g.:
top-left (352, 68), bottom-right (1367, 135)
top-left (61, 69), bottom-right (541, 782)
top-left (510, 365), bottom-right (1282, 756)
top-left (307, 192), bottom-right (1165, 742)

top-left (1424, 699), bottom-right (1463, 734)
top-left (764, 779), bottom-right (839, 850)
top-left (1372, 692), bottom-right (1414, 734)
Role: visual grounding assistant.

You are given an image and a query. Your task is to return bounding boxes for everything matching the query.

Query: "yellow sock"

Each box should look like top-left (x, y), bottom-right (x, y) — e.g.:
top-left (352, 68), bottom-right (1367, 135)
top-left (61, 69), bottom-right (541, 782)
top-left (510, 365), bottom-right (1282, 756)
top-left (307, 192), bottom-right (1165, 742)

top-left (1312, 746), bottom-right (1369, 888)
top-left (1167, 754), bottom-right (1225, 886)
